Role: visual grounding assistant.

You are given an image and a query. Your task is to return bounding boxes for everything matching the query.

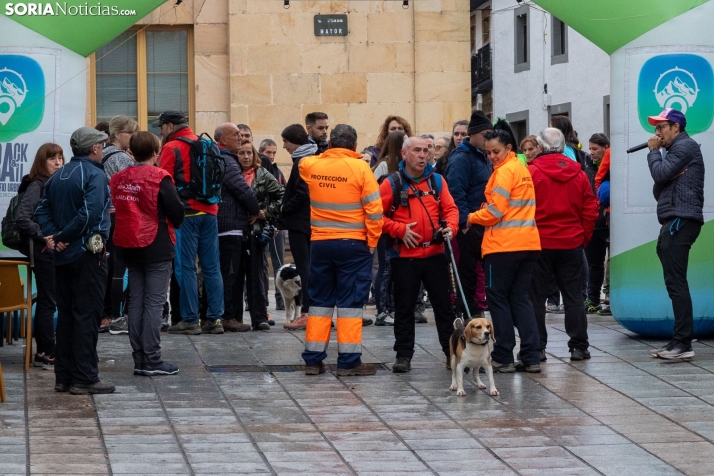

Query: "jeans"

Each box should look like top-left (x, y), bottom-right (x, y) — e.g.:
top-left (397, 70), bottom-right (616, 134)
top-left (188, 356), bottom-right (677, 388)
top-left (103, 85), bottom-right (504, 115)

top-left (127, 261), bottom-right (172, 366)
top-left (456, 225), bottom-right (484, 317)
top-left (656, 218), bottom-right (702, 346)
top-left (265, 230), bottom-right (285, 308)
top-left (302, 239), bottom-right (373, 369)
top-left (530, 248), bottom-right (589, 352)
top-left (54, 252), bottom-right (108, 385)
top-left (392, 254), bottom-right (456, 361)
top-left (243, 233), bottom-right (268, 328)
top-left (174, 214), bottom-right (224, 324)
top-left (288, 230), bottom-right (311, 313)
top-left (375, 235), bottom-right (394, 314)
top-left (484, 251), bottom-right (541, 365)
top-left (32, 250), bottom-right (56, 356)
top-left (219, 236), bottom-right (244, 322)
top-left (585, 228), bottom-right (609, 305)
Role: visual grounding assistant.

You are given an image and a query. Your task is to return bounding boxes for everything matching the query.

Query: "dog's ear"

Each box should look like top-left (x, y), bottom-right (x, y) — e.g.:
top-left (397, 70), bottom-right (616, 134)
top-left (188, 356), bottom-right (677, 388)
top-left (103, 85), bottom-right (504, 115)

top-left (464, 322), bottom-right (473, 343)
top-left (488, 321), bottom-right (495, 342)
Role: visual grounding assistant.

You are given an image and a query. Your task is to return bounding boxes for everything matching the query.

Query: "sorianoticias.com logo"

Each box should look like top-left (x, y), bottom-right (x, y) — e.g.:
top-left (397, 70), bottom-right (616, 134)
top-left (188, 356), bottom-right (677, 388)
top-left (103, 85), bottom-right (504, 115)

top-left (4, 3), bottom-right (136, 16)
top-left (0, 55), bottom-right (44, 142)
top-left (638, 53), bottom-right (714, 135)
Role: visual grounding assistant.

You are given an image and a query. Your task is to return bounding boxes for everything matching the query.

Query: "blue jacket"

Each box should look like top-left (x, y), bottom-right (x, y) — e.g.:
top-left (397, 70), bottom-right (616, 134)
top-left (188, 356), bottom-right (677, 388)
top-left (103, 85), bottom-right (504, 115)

top-left (35, 157), bottom-right (111, 266)
top-left (444, 141), bottom-right (493, 227)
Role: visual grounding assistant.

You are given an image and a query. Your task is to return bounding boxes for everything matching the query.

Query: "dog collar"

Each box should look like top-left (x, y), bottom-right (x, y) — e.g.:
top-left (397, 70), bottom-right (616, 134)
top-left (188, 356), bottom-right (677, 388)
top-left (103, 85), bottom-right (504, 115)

top-left (461, 335), bottom-right (489, 346)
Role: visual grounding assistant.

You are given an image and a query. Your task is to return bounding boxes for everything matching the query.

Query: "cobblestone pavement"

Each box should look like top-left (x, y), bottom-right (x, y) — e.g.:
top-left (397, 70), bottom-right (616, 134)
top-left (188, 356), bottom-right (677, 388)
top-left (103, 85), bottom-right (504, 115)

top-left (2, 303), bottom-right (714, 475)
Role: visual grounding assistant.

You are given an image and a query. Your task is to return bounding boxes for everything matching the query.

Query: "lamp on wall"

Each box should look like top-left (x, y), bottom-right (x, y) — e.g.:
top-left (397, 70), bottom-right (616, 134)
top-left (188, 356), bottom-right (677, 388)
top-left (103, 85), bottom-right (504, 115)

top-left (403, 0), bottom-right (409, 8)
top-left (284, 0), bottom-right (290, 8)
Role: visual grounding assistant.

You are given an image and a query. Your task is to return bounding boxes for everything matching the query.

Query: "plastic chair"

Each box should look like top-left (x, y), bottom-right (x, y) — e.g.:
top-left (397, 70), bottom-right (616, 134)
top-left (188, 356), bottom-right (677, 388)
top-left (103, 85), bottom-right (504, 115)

top-left (0, 261), bottom-right (33, 371)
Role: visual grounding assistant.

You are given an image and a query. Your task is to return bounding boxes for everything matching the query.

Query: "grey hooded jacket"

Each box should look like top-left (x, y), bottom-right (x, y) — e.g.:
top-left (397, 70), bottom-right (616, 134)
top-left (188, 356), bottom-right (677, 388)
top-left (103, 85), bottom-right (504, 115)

top-left (647, 132), bottom-right (705, 224)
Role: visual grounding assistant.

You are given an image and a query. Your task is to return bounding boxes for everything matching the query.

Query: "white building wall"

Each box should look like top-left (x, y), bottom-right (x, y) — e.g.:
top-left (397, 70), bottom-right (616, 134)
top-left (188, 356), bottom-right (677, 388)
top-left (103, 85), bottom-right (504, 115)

top-left (491, 0), bottom-right (610, 142)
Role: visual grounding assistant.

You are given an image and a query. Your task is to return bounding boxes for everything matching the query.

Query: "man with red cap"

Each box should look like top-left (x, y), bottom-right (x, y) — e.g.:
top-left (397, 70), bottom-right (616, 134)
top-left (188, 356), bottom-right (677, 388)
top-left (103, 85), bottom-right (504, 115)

top-left (646, 108), bottom-right (705, 360)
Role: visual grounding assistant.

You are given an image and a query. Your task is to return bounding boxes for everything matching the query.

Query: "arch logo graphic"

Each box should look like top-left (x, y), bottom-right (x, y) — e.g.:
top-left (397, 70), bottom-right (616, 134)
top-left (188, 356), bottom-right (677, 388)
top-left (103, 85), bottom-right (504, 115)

top-left (638, 54), bottom-right (714, 134)
top-left (0, 54), bottom-right (44, 142)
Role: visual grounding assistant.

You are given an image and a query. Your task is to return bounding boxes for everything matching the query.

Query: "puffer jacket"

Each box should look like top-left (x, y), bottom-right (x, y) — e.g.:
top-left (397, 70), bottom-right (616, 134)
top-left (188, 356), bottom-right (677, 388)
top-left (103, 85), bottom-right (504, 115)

top-left (647, 132), bottom-right (705, 224)
top-left (249, 166), bottom-right (284, 236)
top-left (217, 148), bottom-right (260, 234)
top-left (276, 143), bottom-right (318, 234)
top-left (444, 141), bottom-right (493, 228)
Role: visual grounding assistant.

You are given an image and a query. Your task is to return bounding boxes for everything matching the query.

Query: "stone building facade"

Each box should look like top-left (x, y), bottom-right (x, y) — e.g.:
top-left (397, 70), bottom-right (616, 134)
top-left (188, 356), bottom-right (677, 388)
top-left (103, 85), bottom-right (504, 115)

top-left (87, 0), bottom-right (472, 166)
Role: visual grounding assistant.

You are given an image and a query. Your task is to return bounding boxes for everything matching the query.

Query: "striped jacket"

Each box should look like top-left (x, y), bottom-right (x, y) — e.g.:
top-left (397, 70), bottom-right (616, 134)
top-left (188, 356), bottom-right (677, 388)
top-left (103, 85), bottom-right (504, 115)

top-left (299, 148), bottom-right (383, 248)
top-left (468, 152), bottom-right (541, 256)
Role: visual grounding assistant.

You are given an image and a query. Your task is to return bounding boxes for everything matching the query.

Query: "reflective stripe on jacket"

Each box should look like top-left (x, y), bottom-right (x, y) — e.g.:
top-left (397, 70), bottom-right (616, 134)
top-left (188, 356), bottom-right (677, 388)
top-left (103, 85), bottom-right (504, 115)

top-left (468, 152), bottom-right (541, 256)
top-left (299, 148), bottom-right (383, 248)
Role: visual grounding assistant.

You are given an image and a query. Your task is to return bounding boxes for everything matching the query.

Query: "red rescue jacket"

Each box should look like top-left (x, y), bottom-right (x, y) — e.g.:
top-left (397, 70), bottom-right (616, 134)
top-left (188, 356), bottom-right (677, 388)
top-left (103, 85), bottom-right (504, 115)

top-left (528, 153), bottom-right (598, 249)
top-left (110, 165), bottom-right (176, 248)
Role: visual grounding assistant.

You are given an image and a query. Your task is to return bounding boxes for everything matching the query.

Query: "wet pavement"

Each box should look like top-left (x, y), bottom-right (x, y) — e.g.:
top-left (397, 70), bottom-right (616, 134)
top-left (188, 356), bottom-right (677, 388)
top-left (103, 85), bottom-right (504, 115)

top-left (2, 303), bottom-right (714, 475)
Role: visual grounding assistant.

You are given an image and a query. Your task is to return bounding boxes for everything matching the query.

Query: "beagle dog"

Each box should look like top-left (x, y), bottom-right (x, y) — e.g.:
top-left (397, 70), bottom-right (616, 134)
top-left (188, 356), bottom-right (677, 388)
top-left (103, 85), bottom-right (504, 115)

top-left (449, 317), bottom-right (499, 397)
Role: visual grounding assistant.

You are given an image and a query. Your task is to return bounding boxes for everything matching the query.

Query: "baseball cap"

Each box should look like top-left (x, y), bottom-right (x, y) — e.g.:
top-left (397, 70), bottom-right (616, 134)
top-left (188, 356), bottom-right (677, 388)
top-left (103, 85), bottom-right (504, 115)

top-left (647, 108), bottom-right (687, 128)
top-left (70, 127), bottom-right (108, 151)
top-left (152, 110), bottom-right (188, 128)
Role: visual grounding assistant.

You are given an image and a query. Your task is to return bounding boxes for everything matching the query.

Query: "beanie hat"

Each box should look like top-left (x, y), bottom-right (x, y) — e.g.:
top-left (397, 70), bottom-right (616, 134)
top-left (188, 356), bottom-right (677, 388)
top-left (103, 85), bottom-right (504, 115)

top-left (281, 124), bottom-right (309, 146)
top-left (467, 110), bottom-right (493, 135)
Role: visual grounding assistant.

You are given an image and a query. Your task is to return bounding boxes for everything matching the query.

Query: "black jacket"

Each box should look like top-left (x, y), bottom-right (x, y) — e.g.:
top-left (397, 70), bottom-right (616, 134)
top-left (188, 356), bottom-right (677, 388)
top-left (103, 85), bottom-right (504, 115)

top-left (119, 174), bottom-right (185, 264)
top-left (276, 143), bottom-right (318, 235)
top-left (217, 149), bottom-right (260, 234)
top-left (647, 132), bottom-right (705, 224)
top-left (443, 141), bottom-right (493, 228)
top-left (260, 154), bottom-right (286, 185)
top-left (15, 175), bottom-right (49, 257)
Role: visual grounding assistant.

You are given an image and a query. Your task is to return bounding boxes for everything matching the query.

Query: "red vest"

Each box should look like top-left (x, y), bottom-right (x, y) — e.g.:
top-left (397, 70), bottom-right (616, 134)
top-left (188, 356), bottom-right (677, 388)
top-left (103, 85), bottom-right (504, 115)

top-left (110, 165), bottom-right (176, 248)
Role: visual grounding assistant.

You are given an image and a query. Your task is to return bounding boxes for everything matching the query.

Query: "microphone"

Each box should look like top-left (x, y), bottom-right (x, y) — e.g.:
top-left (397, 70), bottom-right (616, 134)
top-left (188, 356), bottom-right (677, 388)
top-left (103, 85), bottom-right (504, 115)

top-left (626, 142), bottom-right (649, 154)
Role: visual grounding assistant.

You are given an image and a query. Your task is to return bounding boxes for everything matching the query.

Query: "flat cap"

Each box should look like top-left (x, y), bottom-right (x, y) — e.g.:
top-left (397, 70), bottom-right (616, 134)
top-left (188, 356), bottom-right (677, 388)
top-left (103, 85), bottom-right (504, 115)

top-left (70, 127), bottom-right (108, 151)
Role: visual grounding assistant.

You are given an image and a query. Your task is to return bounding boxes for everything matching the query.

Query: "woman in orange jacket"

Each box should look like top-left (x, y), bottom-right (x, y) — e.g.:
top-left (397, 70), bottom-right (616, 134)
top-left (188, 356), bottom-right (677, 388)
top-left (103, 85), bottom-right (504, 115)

top-left (468, 129), bottom-right (542, 373)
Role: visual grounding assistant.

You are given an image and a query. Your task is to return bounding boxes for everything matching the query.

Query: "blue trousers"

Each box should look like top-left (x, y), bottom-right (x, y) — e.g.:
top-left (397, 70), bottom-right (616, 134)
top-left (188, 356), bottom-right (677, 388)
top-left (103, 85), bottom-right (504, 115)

top-left (302, 239), bottom-right (373, 369)
top-left (174, 214), bottom-right (224, 324)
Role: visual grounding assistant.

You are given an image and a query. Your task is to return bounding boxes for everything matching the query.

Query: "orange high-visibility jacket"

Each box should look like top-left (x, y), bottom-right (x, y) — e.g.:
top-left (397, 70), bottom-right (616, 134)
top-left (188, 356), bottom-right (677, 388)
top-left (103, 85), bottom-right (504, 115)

top-left (468, 151), bottom-right (541, 256)
top-left (299, 148), bottom-right (383, 248)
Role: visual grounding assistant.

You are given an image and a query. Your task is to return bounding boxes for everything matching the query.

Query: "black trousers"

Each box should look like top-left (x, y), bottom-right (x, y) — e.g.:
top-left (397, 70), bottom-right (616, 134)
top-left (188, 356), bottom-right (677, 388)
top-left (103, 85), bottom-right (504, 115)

top-left (585, 228), bottom-right (609, 305)
top-left (242, 234), bottom-right (268, 328)
top-left (104, 214), bottom-right (127, 319)
top-left (392, 253), bottom-right (456, 360)
top-left (33, 250), bottom-right (56, 356)
top-left (455, 225), bottom-right (484, 317)
top-left (169, 263), bottom-right (181, 325)
top-left (657, 218), bottom-right (702, 346)
top-left (288, 230), bottom-right (311, 313)
top-left (219, 235), bottom-right (244, 322)
top-left (54, 252), bottom-right (108, 385)
top-left (484, 251), bottom-right (541, 365)
top-left (530, 247), bottom-right (589, 352)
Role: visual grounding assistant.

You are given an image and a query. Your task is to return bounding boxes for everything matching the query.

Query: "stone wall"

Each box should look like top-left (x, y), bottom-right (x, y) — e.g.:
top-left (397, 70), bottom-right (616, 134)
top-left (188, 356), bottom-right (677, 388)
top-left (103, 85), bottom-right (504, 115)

top-left (97, 0), bottom-right (471, 167)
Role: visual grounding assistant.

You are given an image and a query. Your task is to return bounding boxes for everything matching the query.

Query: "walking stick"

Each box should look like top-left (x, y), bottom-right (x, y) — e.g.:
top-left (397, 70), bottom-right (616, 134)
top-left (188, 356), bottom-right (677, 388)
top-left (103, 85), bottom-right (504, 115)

top-left (441, 220), bottom-right (473, 321)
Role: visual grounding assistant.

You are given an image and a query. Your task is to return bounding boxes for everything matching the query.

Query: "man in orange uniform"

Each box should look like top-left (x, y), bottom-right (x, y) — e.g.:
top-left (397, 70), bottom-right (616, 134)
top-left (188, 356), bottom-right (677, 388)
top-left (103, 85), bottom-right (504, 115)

top-left (299, 124), bottom-right (383, 376)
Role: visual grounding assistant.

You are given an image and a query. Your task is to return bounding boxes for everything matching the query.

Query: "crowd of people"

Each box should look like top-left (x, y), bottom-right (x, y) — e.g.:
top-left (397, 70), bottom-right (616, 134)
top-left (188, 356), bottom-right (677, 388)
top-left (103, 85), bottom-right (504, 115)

top-left (7, 104), bottom-right (703, 394)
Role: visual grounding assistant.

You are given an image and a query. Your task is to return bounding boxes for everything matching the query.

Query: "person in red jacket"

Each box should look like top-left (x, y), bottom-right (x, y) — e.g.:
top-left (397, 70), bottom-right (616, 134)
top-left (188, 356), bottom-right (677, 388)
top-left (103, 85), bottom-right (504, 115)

top-left (528, 128), bottom-right (598, 362)
top-left (156, 110), bottom-right (224, 335)
top-left (380, 137), bottom-right (459, 372)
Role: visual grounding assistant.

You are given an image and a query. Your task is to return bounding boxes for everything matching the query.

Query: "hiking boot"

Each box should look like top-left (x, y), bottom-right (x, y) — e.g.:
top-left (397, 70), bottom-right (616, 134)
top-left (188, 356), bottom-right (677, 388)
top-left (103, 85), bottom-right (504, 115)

top-left (517, 350), bottom-right (547, 363)
top-left (362, 317), bottom-right (373, 326)
top-left (570, 348), bottom-right (591, 361)
top-left (597, 305), bottom-right (612, 316)
top-left (515, 361), bottom-right (541, 373)
top-left (336, 363), bottom-right (377, 376)
top-left (33, 352), bottom-right (48, 368)
top-left (414, 304), bottom-right (427, 323)
top-left (201, 319), bottom-right (225, 334)
top-left (42, 355), bottom-right (55, 371)
top-left (161, 309), bottom-right (170, 332)
top-left (143, 362), bottom-right (179, 376)
top-left (655, 341), bottom-right (694, 360)
top-left (69, 381), bottom-right (116, 395)
top-left (99, 317), bottom-right (111, 333)
top-left (109, 316), bottom-right (129, 335)
top-left (256, 322), bottom-right (271, 331)
top-left (285, 314), bottom-right (308, 330)
top-left (224, 319), bottom-right (251, 332)
top-left (134, 363), bottom-right (144, 376)
top-left (392, 356), bottom-right (412, 373)
top-left (168, 320), bottom-right (202, 335)
top-left (54, 383), bottom-right (70, 392)
top-left (586, 303), bottom-right (601, 314)
top-left (492, 361), bottom-right (516, 373)
top-left (305, 361), bottom-right (326, 375)
top-left (650, 343), bottom-right (670, 356)
top-left (374, 312), bottom-right (394, 327)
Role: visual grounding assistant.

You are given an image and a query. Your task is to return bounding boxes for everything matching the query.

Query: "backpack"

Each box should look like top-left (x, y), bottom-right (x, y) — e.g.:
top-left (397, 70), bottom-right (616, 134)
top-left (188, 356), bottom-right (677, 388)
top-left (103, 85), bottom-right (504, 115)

top-left (101, 149), bottom-right (122, 165)
top-left (173, 133), bottom-right (225, 204)
top-left (1, 180), bottom-right (44, 250)
top-left (384, 170), bottom-right (443, 219)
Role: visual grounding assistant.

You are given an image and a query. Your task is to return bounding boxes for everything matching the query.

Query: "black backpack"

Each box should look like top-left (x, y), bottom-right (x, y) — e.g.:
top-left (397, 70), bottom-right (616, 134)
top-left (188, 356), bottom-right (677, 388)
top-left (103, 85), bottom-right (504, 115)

top-left (1, 179), bottom-right (44, 250)
top-left (173, 133), bottom-right (225, 204)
